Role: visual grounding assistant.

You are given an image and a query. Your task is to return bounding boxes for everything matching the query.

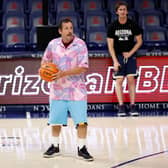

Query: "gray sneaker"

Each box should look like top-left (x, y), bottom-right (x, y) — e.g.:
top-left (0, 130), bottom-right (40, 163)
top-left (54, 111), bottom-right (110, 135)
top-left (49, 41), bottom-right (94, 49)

top-left (118, 105), bottom-right (126, 117)
top-left (129, 104), bottom-right (139, 116)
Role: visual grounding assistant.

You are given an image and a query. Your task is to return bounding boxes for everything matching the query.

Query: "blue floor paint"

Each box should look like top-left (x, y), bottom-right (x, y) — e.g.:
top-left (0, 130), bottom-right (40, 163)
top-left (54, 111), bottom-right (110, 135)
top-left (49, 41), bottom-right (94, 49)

top-left (111, 150), bottom-right (168, 168)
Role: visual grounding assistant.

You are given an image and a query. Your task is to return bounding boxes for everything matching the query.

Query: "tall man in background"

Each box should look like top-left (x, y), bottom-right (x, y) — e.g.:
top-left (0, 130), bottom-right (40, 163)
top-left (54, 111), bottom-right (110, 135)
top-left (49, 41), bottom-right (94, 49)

top-left (107, 1), bottom-right (143, 116)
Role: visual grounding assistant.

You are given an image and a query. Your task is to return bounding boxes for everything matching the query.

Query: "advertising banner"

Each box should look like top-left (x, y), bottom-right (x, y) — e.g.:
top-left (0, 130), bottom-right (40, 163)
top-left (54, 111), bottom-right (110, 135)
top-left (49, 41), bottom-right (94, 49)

top-left (0, 56), bottom-right (168, 104)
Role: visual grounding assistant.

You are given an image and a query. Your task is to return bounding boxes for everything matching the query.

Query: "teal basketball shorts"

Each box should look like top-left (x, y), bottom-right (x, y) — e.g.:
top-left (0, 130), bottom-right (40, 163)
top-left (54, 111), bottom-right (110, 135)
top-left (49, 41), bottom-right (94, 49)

top-left (48, 100), bottom-right (88, 125)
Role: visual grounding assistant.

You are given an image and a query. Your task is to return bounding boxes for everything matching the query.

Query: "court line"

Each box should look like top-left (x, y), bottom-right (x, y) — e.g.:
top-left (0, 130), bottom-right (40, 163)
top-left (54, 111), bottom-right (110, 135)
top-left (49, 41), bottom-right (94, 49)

top-left (111, 150), bottom-right (168, 168)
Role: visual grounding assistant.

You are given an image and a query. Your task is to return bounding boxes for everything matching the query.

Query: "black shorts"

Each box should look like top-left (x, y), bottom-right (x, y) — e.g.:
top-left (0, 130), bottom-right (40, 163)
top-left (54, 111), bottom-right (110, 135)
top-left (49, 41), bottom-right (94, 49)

top-left (113, 54), bottom-right (138, 79)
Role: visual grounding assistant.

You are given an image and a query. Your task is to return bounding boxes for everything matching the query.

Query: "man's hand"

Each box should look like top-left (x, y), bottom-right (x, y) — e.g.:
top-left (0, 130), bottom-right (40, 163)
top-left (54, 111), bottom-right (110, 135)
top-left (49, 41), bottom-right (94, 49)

top-left (122, 52), bottom-right (131, 59)
top-left (114, 62), bottom-right (121, 72)
top-left (51, 71), bottom-right (65, 80)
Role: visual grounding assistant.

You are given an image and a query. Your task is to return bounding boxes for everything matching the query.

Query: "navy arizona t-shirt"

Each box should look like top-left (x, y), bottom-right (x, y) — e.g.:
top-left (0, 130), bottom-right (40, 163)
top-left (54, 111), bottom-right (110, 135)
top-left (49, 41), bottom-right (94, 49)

top-left (107, 18), bottom-right (142, 55)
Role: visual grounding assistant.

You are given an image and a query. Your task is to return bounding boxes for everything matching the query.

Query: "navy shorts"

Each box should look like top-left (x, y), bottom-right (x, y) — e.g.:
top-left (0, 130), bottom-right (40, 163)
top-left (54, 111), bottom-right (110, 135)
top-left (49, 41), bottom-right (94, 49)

top-left (113, 54), bottom-right (138, 79)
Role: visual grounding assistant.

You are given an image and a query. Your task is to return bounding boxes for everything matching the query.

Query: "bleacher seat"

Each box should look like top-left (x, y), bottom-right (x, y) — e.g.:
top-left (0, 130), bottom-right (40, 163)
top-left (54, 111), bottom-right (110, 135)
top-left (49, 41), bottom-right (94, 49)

top-left (134, 0), bottom-right (157, 12)
top-left (3, 27), bottom-right (27, 51)
top-left (3, 0), bottom-right (26, 13)
top-left (139, 10), bottom-right (163, 29)
top-left (28, 11), bottom-right (43, 29)
top-left (53, 0), bottom-right (76, 13)
top-left (84, 11), bottom-right (108, 31)
top-left (2, 11), bottom-right (26, 30)
top-left (86, 27), bottom-right (107, 50)
top-left (27, 0), bottom-right (42, 13)
top-left (81, 0), bottom-right (104, 12)
top-left (0, 0), bottom-right (167, 53)
top-left (144, 28), bottom-right (167, 48)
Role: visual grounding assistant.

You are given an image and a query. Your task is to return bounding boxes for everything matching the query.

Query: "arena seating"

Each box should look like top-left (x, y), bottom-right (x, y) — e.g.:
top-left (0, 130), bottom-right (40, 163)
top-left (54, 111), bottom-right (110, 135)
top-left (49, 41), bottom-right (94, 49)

top-left (53, 0), bottom-right (77, 13)
top-left (134, 0), bottom-right (157, 12)
top-left (143, 27), bottom-right (167, 48)
top-left (3, 27), bottom-right (27, 51)
top-left (86, 27), bottom-right (107, 50)
top-left (3, 0), bottom-right (26, 13)
top-left (139, 10), bottom-right (164, 29)
top-left (0, 0), bottom-right (167, 53)
top-left (27, 0), bottom-right (43, 13)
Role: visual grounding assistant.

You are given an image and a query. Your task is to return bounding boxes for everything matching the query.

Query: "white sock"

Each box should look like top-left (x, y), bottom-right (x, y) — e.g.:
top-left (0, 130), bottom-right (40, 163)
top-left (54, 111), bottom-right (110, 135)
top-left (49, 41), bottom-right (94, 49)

top-left (51, 136), bottom-right (59, 147)
top-left (78, 138), bottom-right (86, 149)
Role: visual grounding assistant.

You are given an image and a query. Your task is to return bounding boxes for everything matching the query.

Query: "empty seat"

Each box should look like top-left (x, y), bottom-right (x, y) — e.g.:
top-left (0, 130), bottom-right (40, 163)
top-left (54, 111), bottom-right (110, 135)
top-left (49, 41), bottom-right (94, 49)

top-left (81, 0), bottom-right (104, 12)
top-left (84, 11), bottom-right (107, 31)
top-left (144, 28), bottom-right (167, 47)
top-left (139, 10), bottom-right (163, 29)
top-left (29, 11), bottom-right (43, 29)
top-left (3, 0), bottom-right (26, 13)
top-left (2, 11), bottom-right (26, 30)
top-left (3, 27), bottom-right (27, 51)
top-left (53, 0), bottom-right (76, 13)
top-left (28, 9), bottom-right (54, 29)
top-left (86, 27), bottom-right (107, 50)
top-left (27, 0), bottom-right (42, 13)
top-left (134, 0), bottom-right (157, 12)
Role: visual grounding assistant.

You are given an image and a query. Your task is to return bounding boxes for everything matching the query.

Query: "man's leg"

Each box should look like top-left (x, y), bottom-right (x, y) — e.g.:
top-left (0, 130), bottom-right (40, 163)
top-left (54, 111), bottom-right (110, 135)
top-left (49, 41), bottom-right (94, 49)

top-left (127, 76), bottom-right (135, 105)
top-left (115, 78), bottom-right (124, 105)
top-left (43, 125), bottom-right (61, 158)
top-left (52, 125), bottom-right (61, 146)
top-left (43, 100), bottom-right (68, 158)
top-left (77, 124), bottom-right (87, 149)
top-left (127, 75), bottom-right (139, 116)
top-left (77, 124), bottom-right (87, 139)
top-left (68, 101), bottom-right (93, 161)
top-left (115, 78), bottom-right (126, 116)
top-left (77, 124), bottom-right (94, 161)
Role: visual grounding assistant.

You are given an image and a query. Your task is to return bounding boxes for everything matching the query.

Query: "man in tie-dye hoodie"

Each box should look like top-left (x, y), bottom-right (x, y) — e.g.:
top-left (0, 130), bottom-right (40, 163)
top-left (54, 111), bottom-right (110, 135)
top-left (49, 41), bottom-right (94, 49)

top-left (41, 18), bottom-right (93, 161)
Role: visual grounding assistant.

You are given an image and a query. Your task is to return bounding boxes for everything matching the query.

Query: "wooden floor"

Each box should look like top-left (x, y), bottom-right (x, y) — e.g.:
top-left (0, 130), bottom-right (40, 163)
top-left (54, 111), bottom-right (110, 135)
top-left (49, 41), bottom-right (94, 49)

top-left (0, 117), bottom-right (168, 168)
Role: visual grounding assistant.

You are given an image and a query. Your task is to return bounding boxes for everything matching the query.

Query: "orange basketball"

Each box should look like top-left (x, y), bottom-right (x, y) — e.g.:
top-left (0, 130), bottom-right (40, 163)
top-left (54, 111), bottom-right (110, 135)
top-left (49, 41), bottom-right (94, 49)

top-left (39, 62), bottom-right (59, 82)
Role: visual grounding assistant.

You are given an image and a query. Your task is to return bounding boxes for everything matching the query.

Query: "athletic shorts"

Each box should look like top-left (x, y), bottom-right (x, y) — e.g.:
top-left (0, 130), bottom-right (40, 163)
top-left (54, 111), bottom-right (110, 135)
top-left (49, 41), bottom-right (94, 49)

top-left (48, 100), bottom-right (87, 126)
top-left (113, 54), bottom-right (138, 79)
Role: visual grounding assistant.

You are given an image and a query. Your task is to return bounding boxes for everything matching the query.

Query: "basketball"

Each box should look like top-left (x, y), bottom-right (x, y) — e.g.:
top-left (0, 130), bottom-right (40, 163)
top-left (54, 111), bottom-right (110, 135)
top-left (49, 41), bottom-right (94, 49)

top-left (39, 62), bottom-right (59, 82)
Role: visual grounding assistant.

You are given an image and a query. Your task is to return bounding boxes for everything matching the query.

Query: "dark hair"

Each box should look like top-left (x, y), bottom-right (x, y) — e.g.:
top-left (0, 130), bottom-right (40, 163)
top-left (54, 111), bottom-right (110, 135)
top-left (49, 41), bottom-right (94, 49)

top-left (115, 1), bottom-right (129, 12)
top-left (58, 18), bottom-right (73, 29)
